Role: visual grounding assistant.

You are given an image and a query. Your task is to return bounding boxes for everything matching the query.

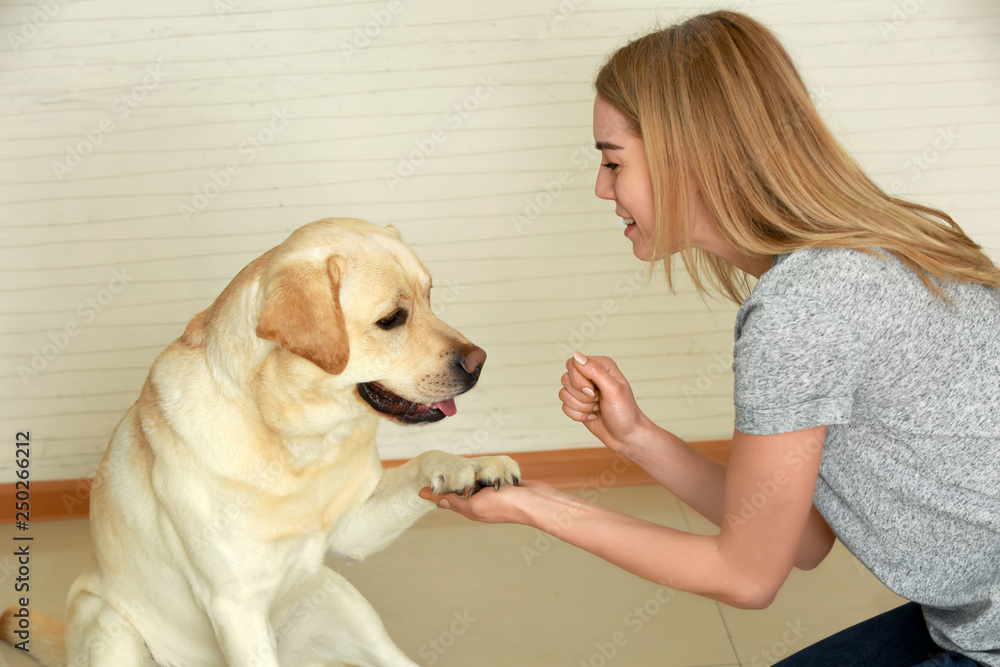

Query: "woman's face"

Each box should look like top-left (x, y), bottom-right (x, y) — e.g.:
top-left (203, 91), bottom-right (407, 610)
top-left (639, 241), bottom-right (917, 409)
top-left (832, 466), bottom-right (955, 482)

top-left (593, 95), bottom-right (658, 260)
top-left (592, 96), bottom-right (771, 277)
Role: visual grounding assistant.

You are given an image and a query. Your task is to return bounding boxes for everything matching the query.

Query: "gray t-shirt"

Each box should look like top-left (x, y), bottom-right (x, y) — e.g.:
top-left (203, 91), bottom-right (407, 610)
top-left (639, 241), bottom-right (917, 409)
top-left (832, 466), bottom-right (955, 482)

top-left (733, 247), bottom-right (1000, 665)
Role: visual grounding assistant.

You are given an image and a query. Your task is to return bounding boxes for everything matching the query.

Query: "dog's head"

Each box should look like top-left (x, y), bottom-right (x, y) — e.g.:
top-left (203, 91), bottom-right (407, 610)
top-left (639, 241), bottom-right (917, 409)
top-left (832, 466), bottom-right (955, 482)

top-left (252, 218), bottom-right (485, 425)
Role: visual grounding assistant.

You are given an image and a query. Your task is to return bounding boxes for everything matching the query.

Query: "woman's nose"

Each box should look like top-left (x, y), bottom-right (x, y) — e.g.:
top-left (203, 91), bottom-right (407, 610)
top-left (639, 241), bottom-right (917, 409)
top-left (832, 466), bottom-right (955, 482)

top-left (595, 170), bottom-right (614, 201)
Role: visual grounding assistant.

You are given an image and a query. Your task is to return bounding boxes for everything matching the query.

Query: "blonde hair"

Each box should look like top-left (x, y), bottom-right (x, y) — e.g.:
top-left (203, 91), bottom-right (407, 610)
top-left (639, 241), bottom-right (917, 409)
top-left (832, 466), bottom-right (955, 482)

top-left (595, 10), bottom-right (1000, 303)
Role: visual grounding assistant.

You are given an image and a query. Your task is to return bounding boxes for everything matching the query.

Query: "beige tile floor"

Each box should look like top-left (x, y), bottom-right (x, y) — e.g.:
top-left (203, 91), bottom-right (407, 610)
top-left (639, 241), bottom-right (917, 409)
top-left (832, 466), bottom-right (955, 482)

top-left (0, 485), bottom-right (902, 666)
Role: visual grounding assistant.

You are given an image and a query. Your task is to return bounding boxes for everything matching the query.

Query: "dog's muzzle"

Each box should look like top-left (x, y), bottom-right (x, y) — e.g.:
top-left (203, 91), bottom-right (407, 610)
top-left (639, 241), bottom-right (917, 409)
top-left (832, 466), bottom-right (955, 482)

top-left (357, 345), bottom-right (486, 425)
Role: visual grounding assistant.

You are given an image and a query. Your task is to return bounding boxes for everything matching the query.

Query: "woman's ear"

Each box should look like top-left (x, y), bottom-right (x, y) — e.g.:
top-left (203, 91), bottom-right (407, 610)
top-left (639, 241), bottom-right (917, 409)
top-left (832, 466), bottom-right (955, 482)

top-left (256, 256), bottom-right (349, 375)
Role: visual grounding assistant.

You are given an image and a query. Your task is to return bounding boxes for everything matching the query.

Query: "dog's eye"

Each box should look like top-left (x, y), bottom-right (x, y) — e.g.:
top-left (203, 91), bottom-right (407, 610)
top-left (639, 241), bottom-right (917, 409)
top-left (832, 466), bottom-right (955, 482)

top-left (376, 309), bottom-right (407, 330)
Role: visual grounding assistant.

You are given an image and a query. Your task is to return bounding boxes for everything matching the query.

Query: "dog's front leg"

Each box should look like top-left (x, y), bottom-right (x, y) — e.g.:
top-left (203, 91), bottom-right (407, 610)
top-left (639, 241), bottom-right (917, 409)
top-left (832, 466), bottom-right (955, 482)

top-left (329, 450), bottom-right (519, 560)
top-left (209, 596), bottom-right (280, 667)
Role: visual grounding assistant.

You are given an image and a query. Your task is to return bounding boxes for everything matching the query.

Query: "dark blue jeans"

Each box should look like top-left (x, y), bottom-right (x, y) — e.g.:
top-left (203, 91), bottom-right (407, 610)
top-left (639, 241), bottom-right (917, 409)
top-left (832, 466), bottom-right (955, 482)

top-left (774, 602), bottom-right (982, 666)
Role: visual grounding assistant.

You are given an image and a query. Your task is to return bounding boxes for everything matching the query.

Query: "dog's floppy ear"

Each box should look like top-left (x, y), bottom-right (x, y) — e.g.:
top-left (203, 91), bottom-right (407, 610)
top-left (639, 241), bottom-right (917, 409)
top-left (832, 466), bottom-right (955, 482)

top-left (256, 256), bottom-right (349, 375)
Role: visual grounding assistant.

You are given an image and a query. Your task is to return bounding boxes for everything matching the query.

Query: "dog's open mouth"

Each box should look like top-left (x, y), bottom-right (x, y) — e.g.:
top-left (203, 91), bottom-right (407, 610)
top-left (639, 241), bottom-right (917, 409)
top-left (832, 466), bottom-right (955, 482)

top-left (357, 382), bottom-right (458, 425)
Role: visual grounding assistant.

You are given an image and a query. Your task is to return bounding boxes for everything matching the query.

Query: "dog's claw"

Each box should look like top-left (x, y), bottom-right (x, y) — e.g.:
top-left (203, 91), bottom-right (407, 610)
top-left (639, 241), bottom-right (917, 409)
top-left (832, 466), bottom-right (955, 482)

top-left (436, 455), bottom-right (520, 498)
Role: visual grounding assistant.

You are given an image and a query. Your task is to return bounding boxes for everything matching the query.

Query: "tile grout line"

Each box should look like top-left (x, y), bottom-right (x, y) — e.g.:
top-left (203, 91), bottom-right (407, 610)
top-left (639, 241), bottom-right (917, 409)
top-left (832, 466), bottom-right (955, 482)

top-left (677, 500), bottom-right (744, 667)
top-left (714, 601), bottom-right (743, 667)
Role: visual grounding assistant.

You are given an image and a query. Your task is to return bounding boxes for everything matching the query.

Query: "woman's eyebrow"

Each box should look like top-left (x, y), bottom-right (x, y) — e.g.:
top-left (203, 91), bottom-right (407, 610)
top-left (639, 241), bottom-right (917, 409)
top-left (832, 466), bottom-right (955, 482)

top-left (595, 141), bottom-right (624, 150)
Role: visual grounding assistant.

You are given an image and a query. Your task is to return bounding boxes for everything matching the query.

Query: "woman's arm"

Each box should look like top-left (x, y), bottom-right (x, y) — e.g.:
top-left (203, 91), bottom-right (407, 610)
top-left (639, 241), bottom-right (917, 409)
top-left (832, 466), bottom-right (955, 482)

top-left (622, 420), bottom-right (835, 570)
top-left (422, 425), bottom-right (828, 608)
top-left (560, 354), bottom-right (835, 570)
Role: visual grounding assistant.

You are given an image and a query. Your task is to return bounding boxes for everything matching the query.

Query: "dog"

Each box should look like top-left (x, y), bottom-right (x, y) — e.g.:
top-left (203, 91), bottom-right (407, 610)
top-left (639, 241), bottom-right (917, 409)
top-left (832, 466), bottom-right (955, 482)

top-left (1, 218), bottom-right (520, 666)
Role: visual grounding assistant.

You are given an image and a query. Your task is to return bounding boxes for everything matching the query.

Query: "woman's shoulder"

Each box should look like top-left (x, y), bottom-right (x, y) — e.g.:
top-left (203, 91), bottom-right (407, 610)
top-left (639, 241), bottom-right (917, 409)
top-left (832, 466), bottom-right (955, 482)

top-left (744, 246), bottom-right (1000, 329)
top-left (766, 246), bottom-right (896, 278)
top-left (754, 247), bottom-right (900, 300)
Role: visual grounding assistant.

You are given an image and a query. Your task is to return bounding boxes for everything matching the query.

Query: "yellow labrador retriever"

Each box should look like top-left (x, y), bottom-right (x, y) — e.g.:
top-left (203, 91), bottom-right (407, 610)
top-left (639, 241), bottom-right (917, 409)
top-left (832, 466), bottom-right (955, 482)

top-left (2, 218), bottom-right (519, 667)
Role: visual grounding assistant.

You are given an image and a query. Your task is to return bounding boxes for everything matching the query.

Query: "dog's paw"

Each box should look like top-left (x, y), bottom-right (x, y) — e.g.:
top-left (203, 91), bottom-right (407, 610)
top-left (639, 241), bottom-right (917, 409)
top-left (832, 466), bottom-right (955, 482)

top-left (470, 455), bottom-right (521, 496)
top-left (422, 452), bottom-right (520, 499)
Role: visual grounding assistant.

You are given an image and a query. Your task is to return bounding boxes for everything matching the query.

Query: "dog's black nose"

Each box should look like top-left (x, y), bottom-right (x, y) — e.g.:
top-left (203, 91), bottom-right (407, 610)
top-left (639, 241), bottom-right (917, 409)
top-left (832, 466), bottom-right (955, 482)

top-left (461, 345), bottom-right (487, 376)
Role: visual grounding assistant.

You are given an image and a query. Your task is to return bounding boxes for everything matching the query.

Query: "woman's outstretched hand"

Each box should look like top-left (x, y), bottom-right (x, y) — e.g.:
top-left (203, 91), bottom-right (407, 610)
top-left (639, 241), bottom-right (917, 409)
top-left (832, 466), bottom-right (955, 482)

top-left (419, 479), bottom-right (560, 524)
top-left (559, 352), bottom-right (650, 454)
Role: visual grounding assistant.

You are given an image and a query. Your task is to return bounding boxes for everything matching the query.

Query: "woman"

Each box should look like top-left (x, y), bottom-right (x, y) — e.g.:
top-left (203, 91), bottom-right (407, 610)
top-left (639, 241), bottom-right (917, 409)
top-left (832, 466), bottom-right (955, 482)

top-left (419, 11), bottom-right (1000, 666)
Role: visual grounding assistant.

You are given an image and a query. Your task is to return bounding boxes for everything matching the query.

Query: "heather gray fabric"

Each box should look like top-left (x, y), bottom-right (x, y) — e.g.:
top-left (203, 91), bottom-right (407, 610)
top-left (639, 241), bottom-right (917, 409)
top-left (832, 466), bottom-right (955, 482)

top-left (733, 248), bottom-right (1000, 666)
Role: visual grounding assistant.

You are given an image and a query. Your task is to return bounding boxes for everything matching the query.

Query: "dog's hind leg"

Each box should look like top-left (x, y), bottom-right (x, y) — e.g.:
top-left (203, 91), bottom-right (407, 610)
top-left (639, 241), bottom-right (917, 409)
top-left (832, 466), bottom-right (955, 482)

top-left (65, 592), bottom-right (156, 667)
top-left (275, 567), bottom-right (417, 667)
top-left (0, 606), bottom-right (66, 667)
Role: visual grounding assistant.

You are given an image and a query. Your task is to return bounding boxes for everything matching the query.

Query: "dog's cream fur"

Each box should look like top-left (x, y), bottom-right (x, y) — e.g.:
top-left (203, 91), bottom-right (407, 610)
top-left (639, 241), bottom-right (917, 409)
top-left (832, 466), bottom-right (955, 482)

top-left (1, 218), bottom-right (519, 667)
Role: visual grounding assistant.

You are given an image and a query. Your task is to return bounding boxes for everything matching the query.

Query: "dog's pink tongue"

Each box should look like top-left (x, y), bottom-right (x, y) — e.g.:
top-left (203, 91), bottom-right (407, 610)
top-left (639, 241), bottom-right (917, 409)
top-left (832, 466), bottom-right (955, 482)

top-left (434, 398), bottom-right (457, 417)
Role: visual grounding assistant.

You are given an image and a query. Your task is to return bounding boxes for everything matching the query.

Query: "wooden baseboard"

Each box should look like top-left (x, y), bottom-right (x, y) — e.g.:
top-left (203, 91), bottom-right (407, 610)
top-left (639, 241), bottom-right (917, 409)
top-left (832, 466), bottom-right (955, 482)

top-left (1, 441), bottom-right (730, 524)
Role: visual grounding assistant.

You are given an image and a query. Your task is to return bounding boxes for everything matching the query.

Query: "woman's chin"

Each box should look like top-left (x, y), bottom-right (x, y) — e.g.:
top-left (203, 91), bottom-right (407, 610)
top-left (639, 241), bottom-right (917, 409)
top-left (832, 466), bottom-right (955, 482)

top-left (629, 239), bottom-right (656, 262)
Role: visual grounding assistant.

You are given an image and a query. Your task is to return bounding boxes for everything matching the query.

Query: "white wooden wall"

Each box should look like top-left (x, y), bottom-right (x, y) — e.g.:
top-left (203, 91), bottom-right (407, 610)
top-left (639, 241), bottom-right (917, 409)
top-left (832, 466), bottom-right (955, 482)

top-left (2, 0), bottom-right (998, 482)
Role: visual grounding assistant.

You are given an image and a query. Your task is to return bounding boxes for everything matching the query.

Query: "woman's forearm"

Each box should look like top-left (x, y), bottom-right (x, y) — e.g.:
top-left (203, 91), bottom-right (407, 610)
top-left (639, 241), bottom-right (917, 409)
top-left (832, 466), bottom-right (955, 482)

top-left (513, 488), bottom-right (769, 609)
top-left (615, 422), bottom-right (836, 570)
top-left (616, 419), bottom-right (729, 525)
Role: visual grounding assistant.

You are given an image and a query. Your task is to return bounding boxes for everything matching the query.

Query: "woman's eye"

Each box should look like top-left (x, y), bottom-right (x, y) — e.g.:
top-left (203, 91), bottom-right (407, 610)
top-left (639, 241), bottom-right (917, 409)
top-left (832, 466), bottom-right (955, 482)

top-left (376, 309), bottom-right (408, 330)
top-left (601, 162), bottom-right (620, 172)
